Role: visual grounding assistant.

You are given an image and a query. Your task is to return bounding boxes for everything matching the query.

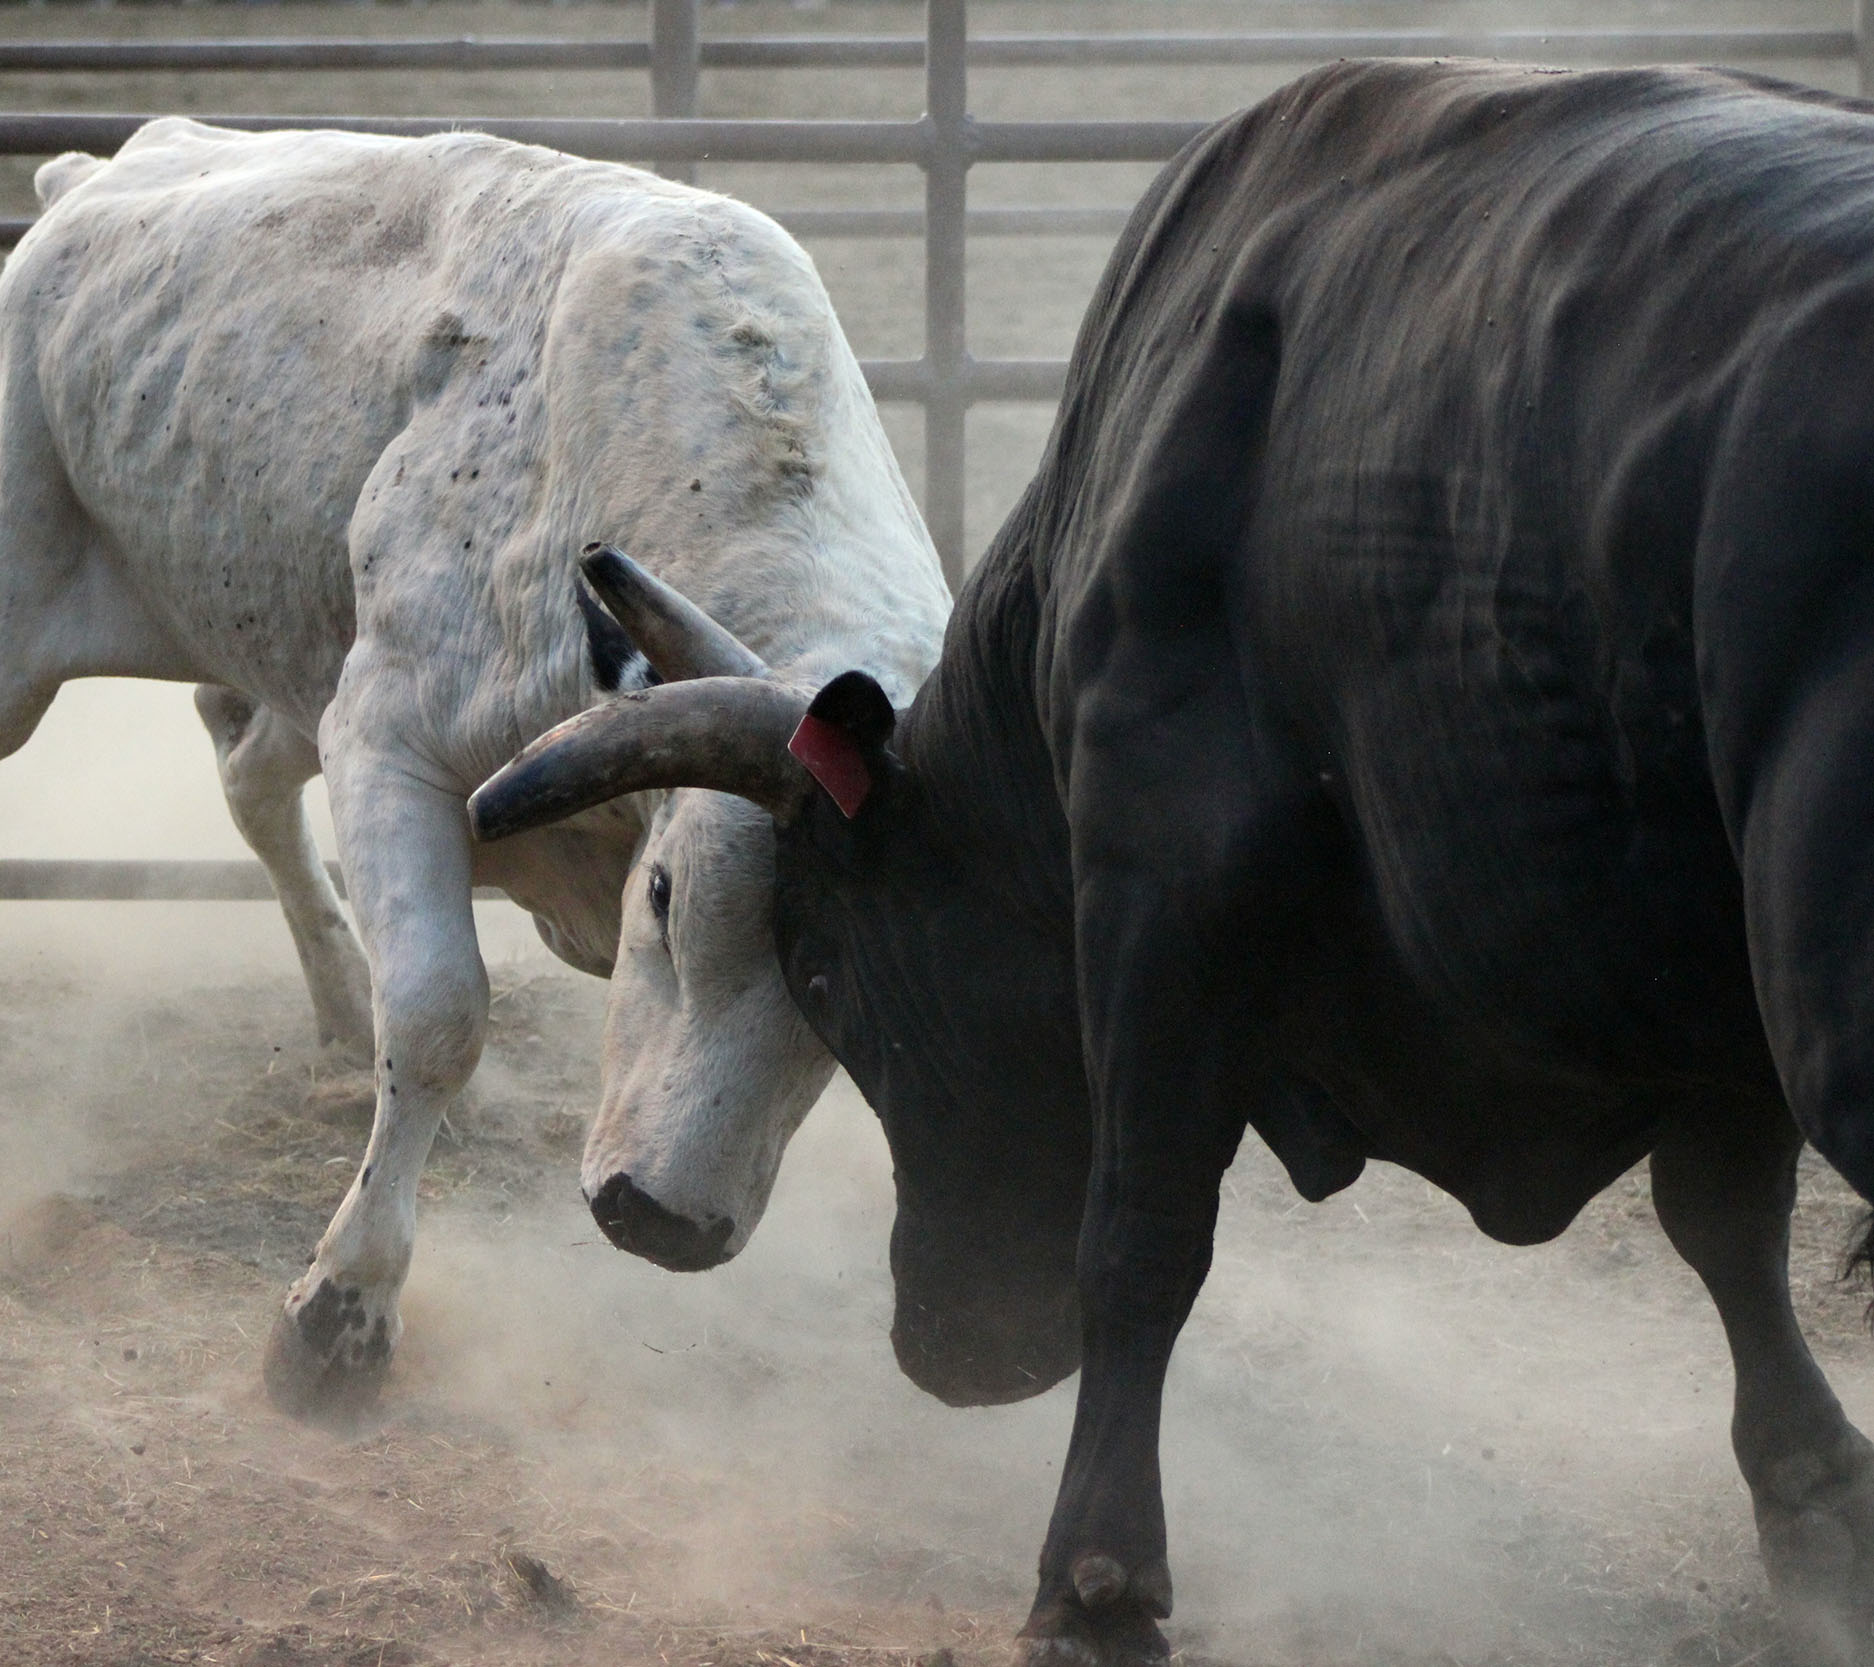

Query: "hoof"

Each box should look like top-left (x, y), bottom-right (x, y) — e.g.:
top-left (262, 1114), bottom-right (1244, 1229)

top-left (1756, 1432), bottom-right (1874, 1667)
top-left (1018, 1558), bottom-right (1171, 1667)
top-left (1016, 1605), bottom-right (1168, 1667)
top-left (262, 1277), bottom-right (393, 1427)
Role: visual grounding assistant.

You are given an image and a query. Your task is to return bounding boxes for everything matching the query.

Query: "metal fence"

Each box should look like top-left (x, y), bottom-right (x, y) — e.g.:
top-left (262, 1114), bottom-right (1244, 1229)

top-left (0, 0), bottom-right (1867, 902)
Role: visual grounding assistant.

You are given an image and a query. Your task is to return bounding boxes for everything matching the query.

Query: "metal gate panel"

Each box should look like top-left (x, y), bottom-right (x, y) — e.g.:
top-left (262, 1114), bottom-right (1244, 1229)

top-left (0, 0), bottom-right (1862, 582)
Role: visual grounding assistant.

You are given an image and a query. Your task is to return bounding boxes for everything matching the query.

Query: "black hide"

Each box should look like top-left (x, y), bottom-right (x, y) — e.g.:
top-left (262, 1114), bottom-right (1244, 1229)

top-left (770, 61), bottom-right (1874, 1664)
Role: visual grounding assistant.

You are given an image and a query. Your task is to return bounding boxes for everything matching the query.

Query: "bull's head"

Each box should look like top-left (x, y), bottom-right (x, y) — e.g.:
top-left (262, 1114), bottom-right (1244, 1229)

top-left (474, 549), bottom-right (1089, 1405)
top-left (563, 548), bottom-right (831, 1273)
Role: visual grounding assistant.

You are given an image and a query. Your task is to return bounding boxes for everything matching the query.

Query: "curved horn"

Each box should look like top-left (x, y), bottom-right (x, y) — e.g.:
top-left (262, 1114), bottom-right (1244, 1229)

top-left (581, 544), bottom-right (770, 682)
top-left (469, 676), bottom-right (810, 841)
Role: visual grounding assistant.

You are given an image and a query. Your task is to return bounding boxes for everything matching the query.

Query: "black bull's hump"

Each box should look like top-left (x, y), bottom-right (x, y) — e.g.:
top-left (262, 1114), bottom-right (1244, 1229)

top-left (790, 59), bottom-right (1874, 1249)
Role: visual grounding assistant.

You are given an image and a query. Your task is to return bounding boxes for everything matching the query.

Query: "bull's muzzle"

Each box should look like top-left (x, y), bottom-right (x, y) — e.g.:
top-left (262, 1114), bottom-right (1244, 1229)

top-left (586, 1172), bottom-right (735, 1272)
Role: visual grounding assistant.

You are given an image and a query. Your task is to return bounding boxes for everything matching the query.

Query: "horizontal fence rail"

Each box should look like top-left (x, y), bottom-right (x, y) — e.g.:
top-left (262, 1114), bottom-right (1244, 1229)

top-left (0, 859), bottom-right (300, 901)
top-left (0, 109), bottom-right (1211, 164)
top-left (0, 111), bottom-right (942, 163)
top-left (0, 204), bottom-right (1137, 247)
top-left (0, 860), bottom-right (504, 902)
top-left (0, 30), bottom-right (1854, 75)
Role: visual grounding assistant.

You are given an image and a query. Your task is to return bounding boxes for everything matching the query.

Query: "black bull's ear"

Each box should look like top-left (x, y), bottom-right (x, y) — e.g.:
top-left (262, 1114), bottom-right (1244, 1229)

top-left (788, 670), bottom-right (896, 818)
top-left (468, 669), bottom-right (899, 841)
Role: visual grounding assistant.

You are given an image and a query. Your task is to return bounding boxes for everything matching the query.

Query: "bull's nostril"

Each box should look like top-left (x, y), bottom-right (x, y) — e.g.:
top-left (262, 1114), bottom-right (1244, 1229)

top-left (586, 1173), bottom-right (734, 1272)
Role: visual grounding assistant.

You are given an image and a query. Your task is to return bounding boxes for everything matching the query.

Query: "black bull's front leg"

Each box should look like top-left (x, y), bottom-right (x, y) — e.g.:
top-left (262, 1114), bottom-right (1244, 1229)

top-left (1021, 292), bottom-right (1355, 1663)
top-left (1021, 848), bottom-right (1350, 1666)
top-left (1018, 1180), bottom-right (1216, 1665)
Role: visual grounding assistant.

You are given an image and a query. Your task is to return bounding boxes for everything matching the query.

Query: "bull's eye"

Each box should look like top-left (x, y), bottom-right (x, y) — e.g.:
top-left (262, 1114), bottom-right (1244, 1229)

top-left (648, 863), bottom-right (672, 933)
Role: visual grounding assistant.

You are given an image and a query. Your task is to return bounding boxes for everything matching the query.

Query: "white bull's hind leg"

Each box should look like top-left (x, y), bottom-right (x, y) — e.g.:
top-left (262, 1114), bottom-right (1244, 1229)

top-left (263, 724), bottom-right (488, 1421)
top-left (194, 686), bottom-right (373, 1055)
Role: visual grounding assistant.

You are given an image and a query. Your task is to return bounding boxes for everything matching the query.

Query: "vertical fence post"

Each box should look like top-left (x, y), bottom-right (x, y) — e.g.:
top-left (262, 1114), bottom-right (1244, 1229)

top-left (925, 0), bottom-right (970, 590)
top-left (652, 0), bottom-right (700, 185)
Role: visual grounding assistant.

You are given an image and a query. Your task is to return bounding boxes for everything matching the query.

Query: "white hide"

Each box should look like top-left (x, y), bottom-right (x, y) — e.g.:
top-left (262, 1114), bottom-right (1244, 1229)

top-left (5, 121), bottom-right (949, 1389)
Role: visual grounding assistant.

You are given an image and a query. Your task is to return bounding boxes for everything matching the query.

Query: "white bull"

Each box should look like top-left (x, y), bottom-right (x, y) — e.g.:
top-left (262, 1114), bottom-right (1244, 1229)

top-left (5, 118), bottom-right (949, 1416)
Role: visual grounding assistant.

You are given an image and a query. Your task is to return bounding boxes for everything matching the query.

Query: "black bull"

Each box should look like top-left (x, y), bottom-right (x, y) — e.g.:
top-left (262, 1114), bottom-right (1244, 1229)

top-left (473, 60), bottom-right (1874, 1666)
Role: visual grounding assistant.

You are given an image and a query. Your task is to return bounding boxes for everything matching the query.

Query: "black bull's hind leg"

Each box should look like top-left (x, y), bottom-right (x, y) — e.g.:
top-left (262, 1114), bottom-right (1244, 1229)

top-left (1693, 283), bottom-right (1874, 1663)
top-left (1651, 1101), bottom-right (1874, 1665)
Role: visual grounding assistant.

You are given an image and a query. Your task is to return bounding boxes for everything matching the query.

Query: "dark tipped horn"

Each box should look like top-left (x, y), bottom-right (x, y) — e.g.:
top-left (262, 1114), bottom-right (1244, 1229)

top-left (469, 676), bottom-right (809, 841)
top-left (581, 544), bottom-right (770, 682)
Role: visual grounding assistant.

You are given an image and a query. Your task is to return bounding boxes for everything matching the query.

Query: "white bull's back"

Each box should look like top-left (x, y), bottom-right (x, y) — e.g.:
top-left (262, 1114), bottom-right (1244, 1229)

top-left (8, 118), bottom-right (945, 751)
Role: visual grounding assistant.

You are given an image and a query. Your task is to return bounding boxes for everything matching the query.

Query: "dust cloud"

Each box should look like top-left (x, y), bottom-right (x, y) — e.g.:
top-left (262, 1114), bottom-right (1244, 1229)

top-left (392, 1083), bottom-right (1874, 1667)
top-left (4, 4), bottom-right (1874, 1664)
top-left (0, 680), bottom-right (227, 1220)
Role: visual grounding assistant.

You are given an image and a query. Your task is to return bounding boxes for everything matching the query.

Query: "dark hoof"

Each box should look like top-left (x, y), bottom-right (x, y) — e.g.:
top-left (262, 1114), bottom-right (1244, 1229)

top-left (1018, 1559), bottom-right (1171, 1667)
top-left (1016, 1604), bottom-right (1168, 1667)
top-left (261, 1279), bottom-right (392, 1427)
top-left (1756, 1432), bottom-right (1874, 1666)
top-left (587, 1172), bottom-right (733, 1271)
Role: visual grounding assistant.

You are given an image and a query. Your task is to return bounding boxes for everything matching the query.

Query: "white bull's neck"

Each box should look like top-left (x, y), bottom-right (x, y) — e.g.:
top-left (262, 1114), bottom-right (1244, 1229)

top-left (425, 174), bottom-right (950, 769)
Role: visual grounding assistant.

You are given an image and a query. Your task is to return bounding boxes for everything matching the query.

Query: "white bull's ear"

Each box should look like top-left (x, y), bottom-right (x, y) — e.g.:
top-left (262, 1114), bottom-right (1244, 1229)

top-left (581, 544), bottom-right (770, 682)
top-left (575, 575), bottom-right (657, 694)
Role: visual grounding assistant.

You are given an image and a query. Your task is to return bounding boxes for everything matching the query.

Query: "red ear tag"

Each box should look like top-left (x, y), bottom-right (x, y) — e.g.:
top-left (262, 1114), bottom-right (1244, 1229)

top-left (788, 712), bottom-right (873, 818)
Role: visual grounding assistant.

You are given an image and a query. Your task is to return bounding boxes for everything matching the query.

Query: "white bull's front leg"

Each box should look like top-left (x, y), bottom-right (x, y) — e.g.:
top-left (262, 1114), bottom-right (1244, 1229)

top-left (194, 685), bottom-right (374, 1056)
top-left (263, 716), bottom-right (488, 1422)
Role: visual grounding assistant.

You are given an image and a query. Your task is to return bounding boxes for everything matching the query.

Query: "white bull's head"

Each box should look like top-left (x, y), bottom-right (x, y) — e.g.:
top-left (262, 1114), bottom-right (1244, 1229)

top-left (572, 546), bottom-right (834, 1270)
top-left (586, 784), bottom-right (833, 1267)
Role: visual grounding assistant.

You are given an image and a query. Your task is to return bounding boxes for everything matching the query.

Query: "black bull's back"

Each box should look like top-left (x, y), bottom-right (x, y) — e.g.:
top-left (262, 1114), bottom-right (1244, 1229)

top-left (1010, 58), bottom-right (1874, 1238)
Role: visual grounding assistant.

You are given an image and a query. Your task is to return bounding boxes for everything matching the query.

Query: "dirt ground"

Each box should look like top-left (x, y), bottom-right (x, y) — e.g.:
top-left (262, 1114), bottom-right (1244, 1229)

top-left (4, 927), bottom-right (1874, 1667)
top-left (3, 4), bottom-right (1874, 1665)
top-left (0, 933), bottom-right (985, 1667)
